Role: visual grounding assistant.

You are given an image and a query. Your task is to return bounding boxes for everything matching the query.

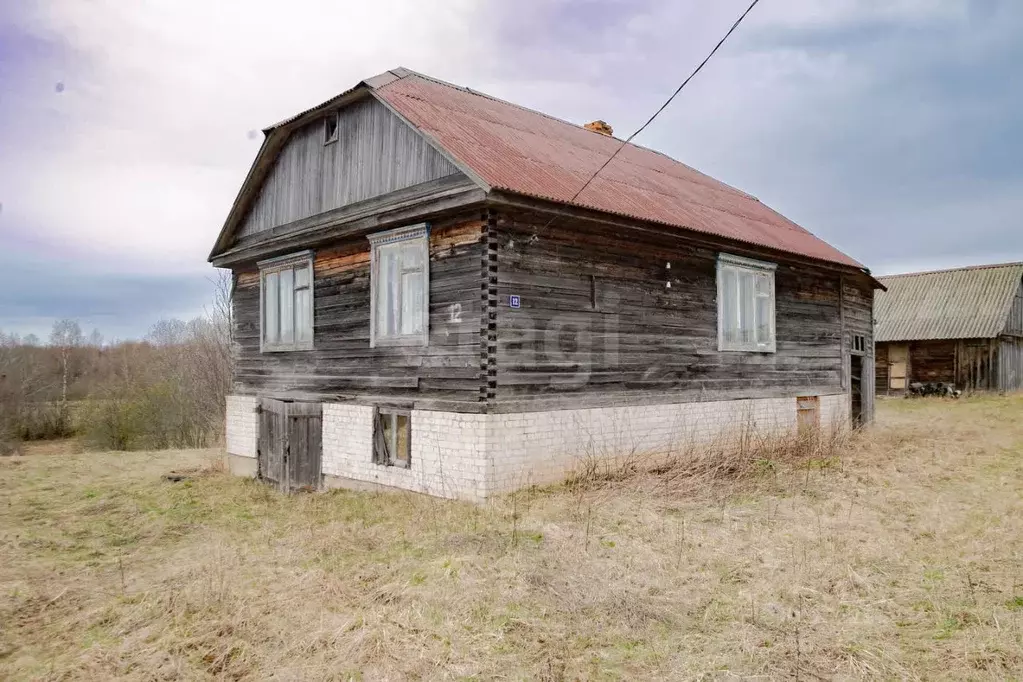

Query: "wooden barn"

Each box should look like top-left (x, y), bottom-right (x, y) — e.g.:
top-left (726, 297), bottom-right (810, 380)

top-left (210, 68), bottom-right (881, 501)
top-left (874, 262), bottom-right (1023, 394)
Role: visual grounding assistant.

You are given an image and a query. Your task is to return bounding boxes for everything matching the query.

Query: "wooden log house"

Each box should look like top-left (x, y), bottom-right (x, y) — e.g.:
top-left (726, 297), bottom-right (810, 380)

top-left (874, 262), bottom-right (1023, 394)
top-left (210, 68), bottom-right (881, 500)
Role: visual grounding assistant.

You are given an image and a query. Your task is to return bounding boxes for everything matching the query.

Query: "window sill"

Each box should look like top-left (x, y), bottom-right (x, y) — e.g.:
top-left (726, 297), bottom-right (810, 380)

top-left (718, 345), bottom-right (776, 354)
top-left (261, 343), bottom-right (314, 353)
top-left (371, 335), bottom-right (428, 348)
top-left (373, 461), bottom-right (411, 470)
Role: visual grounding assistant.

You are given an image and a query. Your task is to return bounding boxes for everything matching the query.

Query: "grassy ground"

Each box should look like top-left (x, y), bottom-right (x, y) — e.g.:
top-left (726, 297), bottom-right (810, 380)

top-left (1, 396), bottom-right (1022, 681)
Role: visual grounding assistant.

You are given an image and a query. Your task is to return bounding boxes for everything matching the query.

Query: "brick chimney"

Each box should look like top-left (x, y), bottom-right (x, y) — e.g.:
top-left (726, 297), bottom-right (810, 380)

top-left (584, 120), bottom-right (613, 136)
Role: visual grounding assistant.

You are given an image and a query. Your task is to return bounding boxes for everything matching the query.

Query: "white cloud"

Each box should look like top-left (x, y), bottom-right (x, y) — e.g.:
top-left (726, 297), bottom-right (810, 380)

top-left (1, 0), bottom-right (1020, 336)
top-left (3, 0), bottom-right (488, 273)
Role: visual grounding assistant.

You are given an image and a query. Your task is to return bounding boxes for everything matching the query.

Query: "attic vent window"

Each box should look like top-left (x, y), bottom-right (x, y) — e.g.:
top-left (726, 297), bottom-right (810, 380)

top-left (324, 113), bottom-right (338, 145)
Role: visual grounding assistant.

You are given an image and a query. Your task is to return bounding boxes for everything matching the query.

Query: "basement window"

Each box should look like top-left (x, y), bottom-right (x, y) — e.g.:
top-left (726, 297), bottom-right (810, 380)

top-left (324, 112), bottom-right (338, 144)
top-left (717, 253), bottom-right (776, 353)
top-left (368, 224), bottom-right (430, 347)
top-left (259, 251), bottom-right (314, 352)
top-left (373, 408), bottom-right (411, 468)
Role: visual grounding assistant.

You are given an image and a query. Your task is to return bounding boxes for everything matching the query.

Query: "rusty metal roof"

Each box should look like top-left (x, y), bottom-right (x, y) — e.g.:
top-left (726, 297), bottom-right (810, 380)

top-left (875, 262), bottom-right (1023, 341)
top-left (366, 71), bottom-right (863, 269)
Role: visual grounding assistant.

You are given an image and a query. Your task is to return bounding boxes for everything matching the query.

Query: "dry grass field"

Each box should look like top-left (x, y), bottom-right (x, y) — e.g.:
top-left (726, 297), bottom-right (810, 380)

top-left (2, 395), bottom-right (1022, 680)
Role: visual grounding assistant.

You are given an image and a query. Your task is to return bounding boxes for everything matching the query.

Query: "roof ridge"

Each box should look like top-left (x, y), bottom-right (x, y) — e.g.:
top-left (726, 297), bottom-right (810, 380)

top-left (381, 68), bottom-right (760, 203)
top-left (879, 261), bottom-right (1023, 279)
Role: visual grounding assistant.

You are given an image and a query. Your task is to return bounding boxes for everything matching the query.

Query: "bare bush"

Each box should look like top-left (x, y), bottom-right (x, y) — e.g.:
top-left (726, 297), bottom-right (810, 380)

top-left (1, 271), bottom-right (233, 452)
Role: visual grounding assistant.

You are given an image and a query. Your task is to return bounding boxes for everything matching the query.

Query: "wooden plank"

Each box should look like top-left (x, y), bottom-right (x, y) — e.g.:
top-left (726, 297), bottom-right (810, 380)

top-left (214, 178), bottom-right (485, 267)
top-left (491, 208), bottom-right (864, 408)
top-left (287, 402), bottom-right (322, 490)
top-left (258, 398), bottom-right (287, 491)
top-left (239, 98), bottom-right (461, 237)
top-left (230, 214), bottom-right (486, 408)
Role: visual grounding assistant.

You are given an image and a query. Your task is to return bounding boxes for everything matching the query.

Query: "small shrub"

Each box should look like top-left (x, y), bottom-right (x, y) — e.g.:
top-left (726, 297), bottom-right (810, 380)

top-left (14, 403), bottom-right (75, 441)
top-left (80, 381), bottom-right (223, 452)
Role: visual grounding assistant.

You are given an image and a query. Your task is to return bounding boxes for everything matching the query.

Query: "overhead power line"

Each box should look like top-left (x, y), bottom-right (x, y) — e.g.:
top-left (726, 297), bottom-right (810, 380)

top-left (567, 0), bottom-right (763, 205)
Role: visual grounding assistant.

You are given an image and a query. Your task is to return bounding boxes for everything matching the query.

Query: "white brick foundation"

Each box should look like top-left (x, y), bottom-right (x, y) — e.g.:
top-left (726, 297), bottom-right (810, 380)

top-left (225, 395), bottom-right (258, 458)
top-left (226, 393), bottom-right (850, 501)
top-left (321, 404), bottom-right (488, 501)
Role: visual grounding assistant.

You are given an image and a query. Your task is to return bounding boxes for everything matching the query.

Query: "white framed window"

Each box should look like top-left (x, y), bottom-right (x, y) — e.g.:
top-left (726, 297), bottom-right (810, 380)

top-left (368, 224), bottom-right (429, 347)
top-left (259, 251), bottom-right (314, 352)
top-left (717, 253), bottom-right (776, 352)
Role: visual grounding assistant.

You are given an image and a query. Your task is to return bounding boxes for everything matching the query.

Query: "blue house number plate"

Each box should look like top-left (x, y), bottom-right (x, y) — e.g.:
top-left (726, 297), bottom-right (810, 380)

top-left (509, 295), bottom-right (521, 309)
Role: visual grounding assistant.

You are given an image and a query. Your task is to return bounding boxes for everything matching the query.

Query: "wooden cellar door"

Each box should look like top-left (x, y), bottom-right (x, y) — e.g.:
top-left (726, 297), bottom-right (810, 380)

top-left (286, 401), bottom-right (323, 491)
top-left (257, 399), bottom-right (322, 493)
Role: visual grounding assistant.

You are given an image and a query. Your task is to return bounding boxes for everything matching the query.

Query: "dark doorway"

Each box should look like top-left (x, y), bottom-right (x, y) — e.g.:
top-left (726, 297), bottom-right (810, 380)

top-left (850, 355), bottom-right (864, 428)
top-left (257, 399), bottom-right (323, 492)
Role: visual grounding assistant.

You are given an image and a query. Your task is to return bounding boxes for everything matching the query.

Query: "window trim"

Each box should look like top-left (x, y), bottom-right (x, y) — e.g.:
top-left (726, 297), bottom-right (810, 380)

top-left (716, 253), bottom-right (777, 353)
top-left (324, 112), bottom-right (339, 145)
top-left (368, 223), bottom-right (430, 348)
top-left (373, 406), bottom-right (411, 469)
top-left (851, 334), bottom-right (867, 355)
top-left (258, 250), bottom-right (315, 353)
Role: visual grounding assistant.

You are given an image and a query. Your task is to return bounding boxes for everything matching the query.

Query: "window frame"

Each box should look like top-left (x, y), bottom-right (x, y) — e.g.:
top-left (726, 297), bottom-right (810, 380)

top-left (716, 253), bottom-right (777, 353)
top-left (373, 407), bottom-right (411, 469)
top-left (368, 223), bottom-right (430, 348)
top-left (258, 250), bottom-right (315, 353)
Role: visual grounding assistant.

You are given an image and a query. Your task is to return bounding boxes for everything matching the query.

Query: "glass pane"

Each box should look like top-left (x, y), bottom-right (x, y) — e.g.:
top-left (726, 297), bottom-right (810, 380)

top-left (381, 414), bottom-right (394, 461)
top-left (739, 270), bottom-right (755, 345)
top-left (295, 263), bottom-right (310, 289)
top-left (756, 294), bottom-right (772, 345)
top-left (376, 246), bottom-right (400, 338)
top-left (279, 268), bottom-right (294, 344)
top-left (401, 239), bottom-right (424, 271)
top-left (721, 268), bottom-right (738, 344)
top-left (400, 272), bottom-right (424, 335)
top-left (755, 273), bottom-right (772, 345)
top-left (264, 271), bottom-right (279, 345)
top-left (295, 286), bottom-right (312, 343)
top-left (395, 414), bottom-right (410, 466)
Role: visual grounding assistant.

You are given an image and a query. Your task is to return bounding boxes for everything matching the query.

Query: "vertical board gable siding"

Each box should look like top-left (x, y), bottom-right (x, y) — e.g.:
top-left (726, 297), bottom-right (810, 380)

top-left (239, 97), bottom-right (462, 238)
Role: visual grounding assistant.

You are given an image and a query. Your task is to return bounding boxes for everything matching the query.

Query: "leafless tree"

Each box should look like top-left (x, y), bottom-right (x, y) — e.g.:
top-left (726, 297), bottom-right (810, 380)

top-left (49, 319), bottom-right (83, 430)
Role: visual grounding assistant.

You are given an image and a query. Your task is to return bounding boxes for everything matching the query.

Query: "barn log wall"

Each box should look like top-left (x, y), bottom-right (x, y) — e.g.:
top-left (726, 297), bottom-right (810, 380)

top-left (491, 208), bottom-right (873, 414)
top-left (231, 214), bottom-right (485, 410)
top-left (876, 338), bottom-right (1011, 393)
top-left (910, 340), bottom-right (957, 385)
top-left (239, 97), bottom-right (461, 238)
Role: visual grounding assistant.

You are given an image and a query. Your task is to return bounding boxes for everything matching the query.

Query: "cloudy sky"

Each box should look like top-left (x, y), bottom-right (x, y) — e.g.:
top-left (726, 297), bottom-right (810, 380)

top-left (1, 0), bottom-right (1020, 340)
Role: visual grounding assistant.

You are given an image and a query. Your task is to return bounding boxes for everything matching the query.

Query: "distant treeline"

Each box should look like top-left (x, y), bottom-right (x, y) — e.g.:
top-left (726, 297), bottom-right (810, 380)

top-left (0, 275), bottom-right (232, 454)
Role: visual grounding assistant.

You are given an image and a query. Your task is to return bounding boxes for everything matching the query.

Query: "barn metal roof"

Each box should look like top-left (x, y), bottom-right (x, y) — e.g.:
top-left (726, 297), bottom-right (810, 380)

top-left (369, 71), bottom-right (863, 268)
top-left (875, 262), bottom-right (1023, 342)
